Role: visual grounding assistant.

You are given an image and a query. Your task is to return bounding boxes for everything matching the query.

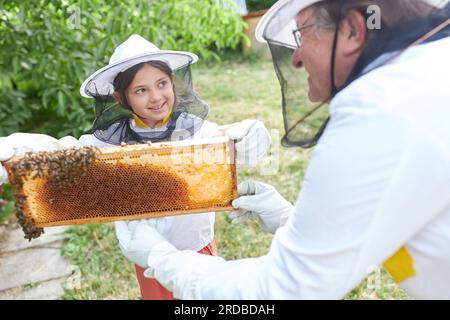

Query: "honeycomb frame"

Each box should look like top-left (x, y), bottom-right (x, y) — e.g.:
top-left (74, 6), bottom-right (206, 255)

top-left (4, 137), bottom-right (237, 239)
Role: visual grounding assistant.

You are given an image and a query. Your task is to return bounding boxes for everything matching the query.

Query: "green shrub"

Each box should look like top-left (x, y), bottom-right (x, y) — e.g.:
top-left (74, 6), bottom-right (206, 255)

top-left (0, 0), bottom-right (246, 138)
top-left (246, 0), bottom-right (278, 12)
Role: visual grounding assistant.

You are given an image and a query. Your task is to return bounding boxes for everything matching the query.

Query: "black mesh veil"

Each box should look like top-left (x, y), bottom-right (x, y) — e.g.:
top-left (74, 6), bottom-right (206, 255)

top-left (267, 42), bottom-right (330, 148)
top-left (85, 63), bottom-right (209, 145)
top-left (261, 0), bottom-right (334, 149)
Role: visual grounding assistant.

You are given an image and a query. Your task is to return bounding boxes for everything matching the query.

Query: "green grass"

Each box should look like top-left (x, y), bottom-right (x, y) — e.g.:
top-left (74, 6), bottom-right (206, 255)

top-left (61, 223), bottom-right (141, 300)
top-left (0, 184), bottom-right (15, 224)
top-left (61, 56), bottom-right (409, 300)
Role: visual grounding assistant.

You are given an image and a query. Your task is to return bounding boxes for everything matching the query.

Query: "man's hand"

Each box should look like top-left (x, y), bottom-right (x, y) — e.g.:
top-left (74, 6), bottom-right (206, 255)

top-left (230, 180), bottom-right (294, 233)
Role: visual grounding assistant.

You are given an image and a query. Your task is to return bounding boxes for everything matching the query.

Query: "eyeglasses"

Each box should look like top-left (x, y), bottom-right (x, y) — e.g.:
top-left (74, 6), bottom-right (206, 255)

top-left (292, 24), bottom-right (315, 48)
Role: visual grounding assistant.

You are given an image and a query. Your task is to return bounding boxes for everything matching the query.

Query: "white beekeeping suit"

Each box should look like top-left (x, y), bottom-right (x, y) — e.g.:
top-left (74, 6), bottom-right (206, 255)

top-left (131, 36), bottom-right (450, 300)
top-left (113, 0), bottom-right (450, 300)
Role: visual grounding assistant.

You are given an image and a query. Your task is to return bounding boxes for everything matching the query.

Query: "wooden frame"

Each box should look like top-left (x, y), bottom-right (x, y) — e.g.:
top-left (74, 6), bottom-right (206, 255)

top-left (4, 137), bottom-right (237, 235)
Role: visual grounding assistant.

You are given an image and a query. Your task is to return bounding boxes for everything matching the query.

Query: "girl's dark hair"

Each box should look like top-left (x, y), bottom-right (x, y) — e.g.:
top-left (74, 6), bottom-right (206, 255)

top-left (112, 60), bottom-right (175, 109)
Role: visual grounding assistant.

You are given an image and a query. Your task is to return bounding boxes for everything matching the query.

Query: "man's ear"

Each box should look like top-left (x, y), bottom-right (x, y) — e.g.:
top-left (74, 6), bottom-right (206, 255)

top-left (339, 10), bottom-right (367, 56)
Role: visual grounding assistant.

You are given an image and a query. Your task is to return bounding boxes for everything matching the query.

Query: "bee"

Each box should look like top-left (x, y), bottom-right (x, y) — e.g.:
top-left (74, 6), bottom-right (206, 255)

top-left (8, 146), bottom-right (99, 240)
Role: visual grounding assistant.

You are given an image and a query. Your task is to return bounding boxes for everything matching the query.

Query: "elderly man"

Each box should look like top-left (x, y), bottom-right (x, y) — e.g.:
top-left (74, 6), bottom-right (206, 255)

top-left (116, 0), bottom-right (449, 299)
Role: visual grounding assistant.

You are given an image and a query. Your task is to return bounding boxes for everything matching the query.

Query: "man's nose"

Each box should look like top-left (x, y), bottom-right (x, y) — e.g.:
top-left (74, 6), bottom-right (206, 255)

top-left (291, 48), bottom-right (304, 69)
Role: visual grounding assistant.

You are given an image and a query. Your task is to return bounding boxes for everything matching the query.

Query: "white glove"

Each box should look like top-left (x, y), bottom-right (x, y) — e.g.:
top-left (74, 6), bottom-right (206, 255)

top-left (230, 180), bottom-right (294, 234)
top-left (115, 219), bottom-right (176, 268)
top-left (114, 218), bottom-right (221, 299)
top-left (222, 119), bottom-right (271, 167)
top-left (0, 146), bottom-right (15, 185)
top-left (0, 133), bottom-right (82, 184)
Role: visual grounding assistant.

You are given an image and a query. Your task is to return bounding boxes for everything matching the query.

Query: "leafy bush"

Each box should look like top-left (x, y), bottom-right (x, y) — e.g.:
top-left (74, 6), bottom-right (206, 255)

top-left (245, 0), bottom-right (278, 12)
top-left (0, 0), bottom-right (246, 138)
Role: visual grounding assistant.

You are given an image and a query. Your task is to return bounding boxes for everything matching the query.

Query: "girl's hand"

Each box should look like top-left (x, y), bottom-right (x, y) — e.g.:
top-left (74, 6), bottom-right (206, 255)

top-left (0, 133), bottom-right (82, 184)
top-left (115, 219), bottom-right (176, 268)
top-left (0, 144), bottom-right (14, 184)
top-left (222, 119), bottom-right (271, 167)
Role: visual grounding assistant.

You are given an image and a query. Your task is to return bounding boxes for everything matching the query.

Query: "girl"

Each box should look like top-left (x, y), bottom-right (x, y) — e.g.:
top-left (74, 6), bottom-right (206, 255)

top-left (0, 34), bottom-right (270, 299)
top-left (80, 34), bottom-right (270, 300)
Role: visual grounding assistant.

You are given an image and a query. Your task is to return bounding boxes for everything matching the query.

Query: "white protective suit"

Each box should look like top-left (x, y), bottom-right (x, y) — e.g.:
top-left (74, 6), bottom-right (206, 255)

top-left (139, 37), bottom-right (450, 299)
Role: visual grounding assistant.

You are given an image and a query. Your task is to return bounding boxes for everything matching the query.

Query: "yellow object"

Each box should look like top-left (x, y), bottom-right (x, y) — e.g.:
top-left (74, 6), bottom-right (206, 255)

top-left (133, 108), bottom-right (173, 129)
top-left (383, 246), bottom-right (416, 283)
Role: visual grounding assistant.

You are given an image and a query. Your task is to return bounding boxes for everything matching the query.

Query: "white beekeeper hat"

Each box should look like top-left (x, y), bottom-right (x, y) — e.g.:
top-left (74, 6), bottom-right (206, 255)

top-left (80, 34), bottom-right (198, 98)
top-left (255, 0), bottom-right (449, 48)
top-left (255, 0), bottom-right (321, 48)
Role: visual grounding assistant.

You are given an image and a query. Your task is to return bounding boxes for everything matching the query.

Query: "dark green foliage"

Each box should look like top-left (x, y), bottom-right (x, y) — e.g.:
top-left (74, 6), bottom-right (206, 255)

top-left (246, 0), bottom-right (278, 12)
top-left (0, 0), bottom-right (246, 138)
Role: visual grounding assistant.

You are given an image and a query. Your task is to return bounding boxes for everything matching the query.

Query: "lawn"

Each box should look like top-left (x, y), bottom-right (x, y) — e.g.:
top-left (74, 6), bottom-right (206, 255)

top-left (60, 55), bottom-right (410, 300)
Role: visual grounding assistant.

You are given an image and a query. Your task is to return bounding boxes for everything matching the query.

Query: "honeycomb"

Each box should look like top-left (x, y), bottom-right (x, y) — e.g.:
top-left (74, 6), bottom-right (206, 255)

top-left (4, 137), bottom-right (237, 240)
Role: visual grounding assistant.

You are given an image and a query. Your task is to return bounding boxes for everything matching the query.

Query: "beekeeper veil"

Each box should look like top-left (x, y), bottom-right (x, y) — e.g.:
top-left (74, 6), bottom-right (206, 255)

top-left (80, 35), bottom-right (209, 145)
top-left (256, 0), bottom-right (332, 148)
top-left (255, 0), bottom-right (450, 148)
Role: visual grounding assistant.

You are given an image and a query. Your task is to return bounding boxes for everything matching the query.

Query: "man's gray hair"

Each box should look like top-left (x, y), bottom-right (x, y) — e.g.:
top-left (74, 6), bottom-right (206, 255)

top-left (310, 0), bottom-right (439, 31)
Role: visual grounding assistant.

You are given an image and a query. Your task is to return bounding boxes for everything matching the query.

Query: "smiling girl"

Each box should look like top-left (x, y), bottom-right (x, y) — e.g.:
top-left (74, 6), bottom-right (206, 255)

top-left (77, 34), bottom-right (271, 299)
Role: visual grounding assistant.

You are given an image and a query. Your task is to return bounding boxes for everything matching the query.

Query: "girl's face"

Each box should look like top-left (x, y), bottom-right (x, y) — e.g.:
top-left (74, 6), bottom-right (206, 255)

top-left (124, 64), bottom-right (174, 128)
